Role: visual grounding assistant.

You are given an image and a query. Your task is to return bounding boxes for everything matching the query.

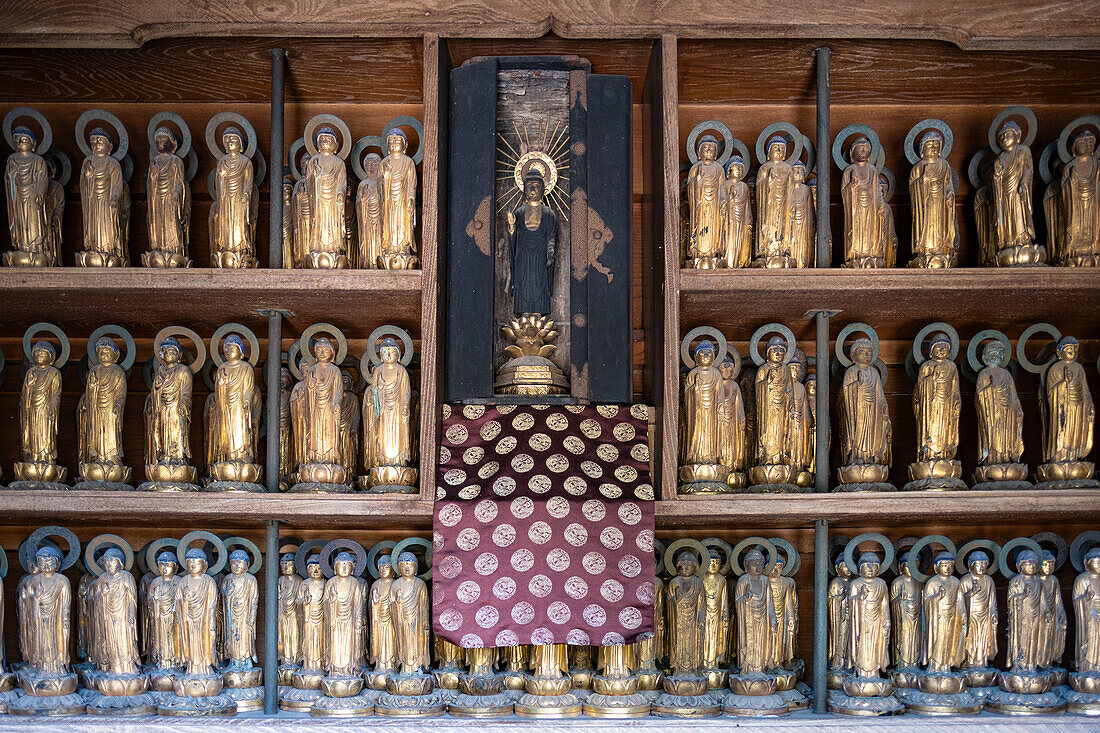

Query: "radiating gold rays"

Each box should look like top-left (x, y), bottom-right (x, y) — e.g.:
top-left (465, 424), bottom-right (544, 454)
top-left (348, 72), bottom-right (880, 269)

top-left (497, 118), bottom-right (571, 221)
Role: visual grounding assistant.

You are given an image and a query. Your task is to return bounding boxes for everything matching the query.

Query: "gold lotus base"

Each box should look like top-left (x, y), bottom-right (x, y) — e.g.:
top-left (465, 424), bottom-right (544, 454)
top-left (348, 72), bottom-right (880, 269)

top-left (292, 669), bottom-right (325, 691)
top-left (142, 250), bottom-right (191, 268)
top-left (366, 670), bottom-right (392, 691)
top-left (998, 669), bottom-right (1054, 695)
top-left (889, 666), bottom-right (921, 689)
top-left (729, 673), bottom-right (778, 697)
top-left (320, 676), bottom-right (363, 698)
top-left (211, 251), bottom-right (258, 269)
top-left (386, 673), bottom-right (434, 697)
top-left (975, 462), bottom-right (1028, 483)
top-left (13, 461), bottom-right (67, 483)
top-left (76, 249), bottom-right (125, 267)
top-left (753, 254), bottom-right (799, 269)
top-left (679, 463), bottom-right (730, 484)
top-left (704, 668), bottom-right (730, 690)
top-left (174, 673), bottom-right (224, 698)
top-left (838, 463), bottom-right (889, 484)
top-left (210, 460), bottom-right (262, 484)
top-left (371, 464), bottom-right (418, 488)
top-left (908, 458), bottom-right (962, 481)
top-left (722, 692), bottom-right (789, 717)
top-left (663, 674), bottom-right (709, 697)
top-left (223, 667), bottom-right (262, 689)
top-left (570, 667), bottom-right (593, 690)
top-left (826, 668), bottom-right (850, 690)
top-left (79, 461), bottom-right (132, 484)
top-left (298, 462), bottom-right (347, 485)
top-left (751, 463), bottom-right (796, 485)
top-left (525, 676), bottom-right (572, 696)
top-left (96, 672), bottom-right (149, 697)
top-left (447, 698), bottom-right (514, 717)
top-left (651, 692), bottom-right (721, 718)
top-left (844, 675), bottom-right (894, 698)
top-left (148, 669), bottom-right (179, 692)
top-left (985, 686), bottom-right (1065, 715)
top-left (279, 686), bottom-right (322, 711)
top-left (458, 674), bottom-right (502, 696)
top-left (1038, 460), bottom-right (1096, 484)
top-left (964, 667), bottom-right (998, 689)
top-left (380, 252), bottom-right (420, 270)
top-left (514, 693), bottom-right (583, 718)
top-left (903, 690), bottom-right (981, 716)
top-left (18, 671), bottom-right (79, 697)
top-left (310, 692), bottom-right (374, 717)
top-left (4, 250), bottom-right (55, 267)
top-left (277, 664), bottom-right (299, 686)
top-left (636, 669), bottom-right (664, 691)
top-left (502, 671), bottom-right (527, 690)
top-left (582, 693), bottom-right (651, 718)
top-left (86, 693), bottom-right (158, 716)
top-left (918, 672), bottom-right (967, 695)
top-left (996, 243), bottom-right (1048, 267)
top-left (1072, 671), bottom-right (1100, 695)
top-left (157, 691), bottom-right (237, 717)
top-left (829, 689), bottom-right (906, 716)
top-left (145, 462), bottom-right (198, 484)
top-left (8, 692), bottom-right (86, 716)
top-left (303, 251), bottom-right (351, 269)
top-left (592, 675), bottom-right (639, 696)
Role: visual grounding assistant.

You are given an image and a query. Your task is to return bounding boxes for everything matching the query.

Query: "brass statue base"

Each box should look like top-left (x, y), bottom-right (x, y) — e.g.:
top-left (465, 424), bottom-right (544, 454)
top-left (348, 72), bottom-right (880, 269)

top-left (11, 461), bottom-right (67, 488)
top-left (889, 665), bottom-right (921, 689)
top-left (5, 480), bottom-right (70, 491)
top-left (570, 665), bottom-right (594, 690)
top-left (753, 254), bottom-right (799, 269)
top-left (828, 675), bottom-right (905, 716)
top-left (723, 671), bottom-right (789, 716)
top-left (9, 672), bottom-right (86, 716)
top-left (777, 684), bottom-right (810, 712)
top-left (651, 674), bottom-right (720, 718)
top-left (289, 481), bottom-right (354, 494)
top-left (904, 459), bottom-right (967, 491)
top-left (704, 668), bottom-right (730, 690)
top-left (826, 668), bottom-right (851, 690)
top-left (835, 464), bottom-right (895, 492)
top-left (513, 692), bottom-right (583, 718)
top-left (1065, 674), bottom-right (1100, 715)
top-left (76, 249), bottom-right (126, 267)
top-left (903, 672), bottom-right (980, 715)
top-left (749, 464), bottom-right (807, 493)
top-left (448, 694), bottom-right (514, 717)
top-left (279, 686), bottom-right (323, 712)
top-left (157, 673), bottom-right (237, 716)
top-left (310, 676), bottom-right (375, 717)
top-left (843, 256), bottom-right (887, 269)
top-left (365, 670), bottom-right (392, 691)
top-left (277, 663), bottom-right (299, 687)
top-left (432, 666), bottom-right (461, 691)
top-left (4, 251), bottom-right (54, 267)
top-left (995, 243), bottom-right (1048, 267)
top-left (223, 686), bottom-right (263, 712)
top-left (375, 672), bottom-right (445, 717)
top-left (144, 664), bottom-right (179, 689)
top-left (964, 666), bottom-right (998, 689)
top-left (85, 691), bottom-right (158, 716)
top-left (0, 688), bottom-right (20, 714)
top-left (142, 250), bottom-right (192, 268)
top-left (360, 464), bottom-right (419, 494)
top-left (985, 669), bottom-right (1065, 715)
top-left (1037, 461), bottom-right (1099, 490)
top-left (140, 481), bottom-right (201, 492)
top-left (582, 692), bottom-right (651, 718)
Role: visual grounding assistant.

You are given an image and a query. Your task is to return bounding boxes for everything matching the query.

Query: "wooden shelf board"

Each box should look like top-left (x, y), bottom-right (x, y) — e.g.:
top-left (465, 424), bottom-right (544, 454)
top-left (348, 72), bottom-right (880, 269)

top-left (0, 490), bottom-right (435, 530)
top-left (679, 268), bottom-right (1100, 335)
top-left (2, 489), bottom-right (1095, 531)
top-left (654, 489), bottom-right (1100, 529)
top-left (0, 268), bottom-right (423, 338)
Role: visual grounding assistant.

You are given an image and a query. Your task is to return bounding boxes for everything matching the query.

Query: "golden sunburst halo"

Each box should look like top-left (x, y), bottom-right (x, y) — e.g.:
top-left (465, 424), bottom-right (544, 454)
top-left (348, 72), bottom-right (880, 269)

top-left (497, 118), bottom-right (571, 222)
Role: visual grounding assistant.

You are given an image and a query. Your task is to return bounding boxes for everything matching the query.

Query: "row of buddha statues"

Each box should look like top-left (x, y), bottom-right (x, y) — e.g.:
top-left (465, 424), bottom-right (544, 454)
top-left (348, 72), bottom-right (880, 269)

top-left (679, 321), bottom-right (1096, 494)
top-left (683, 109), bottom-right (1100, 269)
top-left (2, 108), bottom-right (421, 269)
top-left (8, 528), bottom-right (1100, 719)
top-left (4, 321), bottom-right (419, 493)
top-left (825, 531), bottom-right (1100, 716)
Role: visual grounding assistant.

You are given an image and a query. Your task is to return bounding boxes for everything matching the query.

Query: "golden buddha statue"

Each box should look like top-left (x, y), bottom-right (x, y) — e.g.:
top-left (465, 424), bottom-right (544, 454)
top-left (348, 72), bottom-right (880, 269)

top-left (718, 357), bottom-right (747, 489)
top-left (750, 331), bottom-right (800, 490)
top-left (1069, 547), bottom-right (1100, 710)
top-left (86, 546), bottom-right (155, 713)
top-left (768, 553), bottom-right (798, 671)
top-left (724, 544), bottom-right (788, 716)
top-left (1060, 128), bottom-right (1100, 266)
top-left (986, 549), bottom-right (1065, 714)
top-left (686, 135), bottom-right (723, 269)
top-left (449, 643), bottom-right (512, 718)
top-left (4, 119), bottom-right (53, 267)
top-left (583, 643), bottom-right (649, 718)
top-left (839, 135), bottom-right (887, 268)
top-left (281, 173), bottom-right (294, 268)
top-left (12, 334), bottom-right (67, 490)
top-left (701, 550), bottom-right (730, 687)
top-left (146, 551), bottom-right (182, 691)
top-left (143, 334), bottom-right (204, 492)
top-left (787, 351), bottom-right (813, 488)
top-left (379, 128), bottom-right (419, 269)
top-left (832, 551), bottom-right (903, 715)
top-left (338, 371), bottom-right (359, 487)
top-left (889, 552), bottom-right (922, 688)
top-left (310, 549), bottom-right (373, 716)
top-left (651, 550), bottom-right (717, 717)
top-left (303, 121), bottom-right (351, 269)
top-left (787, 163), bottom-right (815, 268)
top-left (827, 556), bottom-right (854, 687)
top-left (276, 554), bottom-right (300, 682)
top-left (990, 115), bottom-right (1047, 266)
top-left (719, 156), bottom-right (752, 268)
top-left (291, 153), bottom-right (312, 267)
top-left (9, 546), bottom-right (85, 716)
top-left (161, 547), bottom-right (235, 716)
top-left (43, 154), bottom-right (65, 266)
top-left (516, 643), bottom-right (578, 717)
top-left (144, 123), bottom-right (191, 268)
top-left (679, 338), bottom-right (727, 492)
top-left (971, 336), bottom-right (1029, 489)
top-left (279, 368), bottom-right (295, 488)
top-left (206, 332), bottom-right (263, 492)
top-left (77, 335), bottom-right (132, 489)
top-left (76, 123), bottom-right (128, 268)
top-left (1038, 337), bottom-right (1096, 488)
top-left (836, 330), bottom-right (892, 491)
top-left (907, 330), bottom-right (965, 491)
top-left (221, 550), bottom-right (258, 675)
top-left (362, 335), bottom-right (418, 491)
top-left (368, 556), bottom-right (397, 689)
top-left (283, 557), bottom-right (325, 710)
top-left (973, 154), bottom-right (997, 265)
top-left (209, 126), bottom-right (256, 268)
top-left (1039, 551), bottom-right (1067, 675)
top-left (291, 336), bottom-right (346, 490)
top-left (755, 136), bottom-right (794, 267)
top-left (356, 152), bottom-right (384, 268)
top-left (434, 638), bottom-right (463, 691)
top-left (959, 550), bottom-right (998, 690)
top-left (376, 551), bottom-right (443, 717)
top-left (908, 126), bottom-right (958, 268)
top-left (920, 554), bottom-right (967, 669)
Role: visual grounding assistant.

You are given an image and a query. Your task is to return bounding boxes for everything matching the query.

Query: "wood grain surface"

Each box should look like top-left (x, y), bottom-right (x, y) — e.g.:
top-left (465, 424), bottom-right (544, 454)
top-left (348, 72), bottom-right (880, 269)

top-left (2, 1), bottom-right (1099, 50)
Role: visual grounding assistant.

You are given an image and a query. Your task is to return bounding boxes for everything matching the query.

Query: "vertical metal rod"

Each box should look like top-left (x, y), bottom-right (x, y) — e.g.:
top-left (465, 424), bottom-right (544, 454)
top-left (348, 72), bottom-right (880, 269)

top-left (263, 519), bottom-right (279, 714)
top-left (813, 518), bottom-right (829, 713)
top-left (265, 311), bottom-right (282, 493)
top-left (269, 48), bottom-right (286, 268)
top-left (815, 47), bottom-right (831, 268)
top-left (814, 311), bottom-right (830, 494)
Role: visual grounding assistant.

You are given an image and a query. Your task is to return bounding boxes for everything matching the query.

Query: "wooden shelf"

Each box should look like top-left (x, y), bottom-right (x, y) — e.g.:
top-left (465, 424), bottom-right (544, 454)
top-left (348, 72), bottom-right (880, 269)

top-left (0, 268), bottom-right (423, 339)
top-left (0, 490), bottom-right (434, 530)
top-left (2, 489), bottom-right (1096, 532)
top-left (678, 268), bottom-right (1100, 335)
